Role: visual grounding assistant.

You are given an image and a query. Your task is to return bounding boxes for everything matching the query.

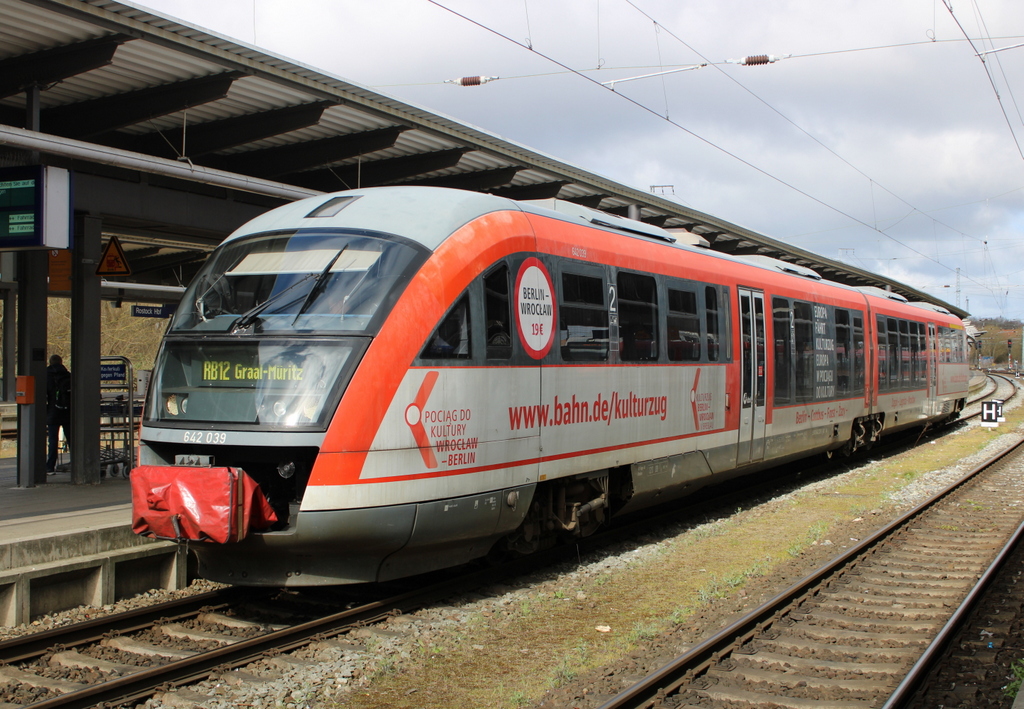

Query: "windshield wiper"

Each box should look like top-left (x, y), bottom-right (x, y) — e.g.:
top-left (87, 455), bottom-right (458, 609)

top-left (228, 272), bottom-right (318, 333)
top-left (291, 245), bottom-right (348, 324)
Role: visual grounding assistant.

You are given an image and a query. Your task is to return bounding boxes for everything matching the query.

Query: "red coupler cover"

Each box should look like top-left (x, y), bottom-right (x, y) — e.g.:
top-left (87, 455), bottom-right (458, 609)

top-left (131, 465), bottom-right (277, 543)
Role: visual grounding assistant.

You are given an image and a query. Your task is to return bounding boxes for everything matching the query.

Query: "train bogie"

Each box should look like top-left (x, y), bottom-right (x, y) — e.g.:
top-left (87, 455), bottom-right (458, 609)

top-left (132, 186), bottom-right (970, 586)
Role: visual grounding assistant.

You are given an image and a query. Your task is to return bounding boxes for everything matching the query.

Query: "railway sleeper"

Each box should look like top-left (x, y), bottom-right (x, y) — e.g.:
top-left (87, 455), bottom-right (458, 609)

top-left (49, 650), bottom-right (138, 675)
top-left (735, 648), bottom-right (905, 678)
top-left (800, 609), bottom-right (938, 633)
top-left (761, 635), bottom-right (919, 662)
top-left (693, 683), bottom-right (870, 709)
top-left (811, 599), bottom-right (951, 621)
top-left (706, 665), bottom-right (882, 696)
top-left (0, 665), bottom-right (87, 694)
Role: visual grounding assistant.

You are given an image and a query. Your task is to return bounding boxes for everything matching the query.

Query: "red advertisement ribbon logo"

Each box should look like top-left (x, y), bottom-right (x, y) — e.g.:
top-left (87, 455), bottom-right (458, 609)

top-left (405, 371), bottom-right (439, 468)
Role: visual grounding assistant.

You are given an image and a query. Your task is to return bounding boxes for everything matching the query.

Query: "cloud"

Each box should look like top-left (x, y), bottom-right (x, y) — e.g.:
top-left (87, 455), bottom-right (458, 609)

top-left (138, 0), bottom-right (1024, 317)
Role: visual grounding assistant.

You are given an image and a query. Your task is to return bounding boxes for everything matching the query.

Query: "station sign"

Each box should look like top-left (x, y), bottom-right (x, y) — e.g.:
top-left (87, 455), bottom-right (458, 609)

top-left (981, 400), bottom-right (1004, 428)
top-left (131, 304), bottom-right (176, 318)
top-left (0, 166), bottom-right (71, 249)
top-left (101, 362), bottom-right (128, 382)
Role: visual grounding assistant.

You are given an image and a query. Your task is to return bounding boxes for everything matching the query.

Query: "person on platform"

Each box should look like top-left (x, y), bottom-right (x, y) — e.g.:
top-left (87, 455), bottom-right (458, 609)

top-left (46, 355), bottom-right (71, 474)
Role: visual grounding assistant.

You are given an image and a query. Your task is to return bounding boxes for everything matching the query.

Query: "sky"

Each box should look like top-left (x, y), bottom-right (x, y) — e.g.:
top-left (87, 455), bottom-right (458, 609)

top-left (133, 0), bottom-right (1024, 320)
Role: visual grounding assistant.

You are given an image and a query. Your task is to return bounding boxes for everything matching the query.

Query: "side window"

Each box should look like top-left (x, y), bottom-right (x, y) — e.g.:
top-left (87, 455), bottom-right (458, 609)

top-left (618, 272), bottom-right (658, 362)
top-left (754, 295), bottom-right (766, 407)
top-left (921, 321), bottom-right (929, 385)
top-left (421, 295), bottom-right (471, 360)
top-left (560, 272), bottom-right (608, 362)
top-left (667, 288), bottom-right (701, 362)
top-left (705, 286), bottom-right (722, 362)
top-left (887, 317), bottom-right (900, 389)
top-left (835, 308), bottom-right (851, 397)
top-left (876, 315), bottom-right (888, 391)
top-left (793, 301), bottom-right (814, 402)
top-left (772, 297), bottom-right (792, 405)
top-left (899, 320), bottom-right (911, 387)
top-left (852, 313), bottom-right (865, 394)
top-left (484, 265), bottom-right (512, 360)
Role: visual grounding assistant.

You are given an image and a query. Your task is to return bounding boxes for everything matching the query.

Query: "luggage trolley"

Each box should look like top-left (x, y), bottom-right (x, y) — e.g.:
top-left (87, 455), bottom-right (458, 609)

top-left (100, 356), bottom-right (136, 478)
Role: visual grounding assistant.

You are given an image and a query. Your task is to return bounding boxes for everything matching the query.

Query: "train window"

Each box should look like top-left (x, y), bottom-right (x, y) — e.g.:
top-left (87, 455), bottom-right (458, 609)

top-left (793, 301), bottom-right (814, 402)
top-left (754, 296), bottom-right (766, 407)
top-left (561, 272), bottom-right (608, 362)
top-left (421, 295), bottom-right (471, 359)
top-left (836, 309), bottom-right (851, 397)
top-left (887, 317), bottom-right (900, 389)
top-left (914, 322), bottom-right (926, 385)
top-left (853, 313), bottom-right (865, 394)
top-left (484, 265), bottom-right (512, 360)
top-left (876, 315), bottom-right (888, 392)
top-left (618, 272), bottom-right (658, 362)
top-left (667, 288), bottom-right (701, 362)
top-left (772, 298), bottom-right (792, 405)
top-left (705, 286), bottom-right (722, 361)
top-left (741, 294), bottom-right (753, 405)
top-left (899, 320), bottom-right (911, 386)
top-left (170, 230), bottom-right (428, 335)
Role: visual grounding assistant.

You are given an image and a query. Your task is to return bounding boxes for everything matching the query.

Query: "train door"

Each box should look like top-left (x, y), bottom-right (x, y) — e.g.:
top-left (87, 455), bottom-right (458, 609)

top-left (927, 322), bottom-right (937, 404)
top-left (737, 288), bottom-right (767, 465)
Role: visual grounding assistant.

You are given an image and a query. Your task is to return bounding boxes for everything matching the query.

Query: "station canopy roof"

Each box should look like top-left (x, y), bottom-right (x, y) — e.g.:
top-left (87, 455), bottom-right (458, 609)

top-left (0, 0), bottom-right (965, 316)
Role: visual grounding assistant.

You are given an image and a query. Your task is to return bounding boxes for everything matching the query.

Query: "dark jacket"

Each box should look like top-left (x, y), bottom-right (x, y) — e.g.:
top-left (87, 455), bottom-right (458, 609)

top-left (46, 362), bottom-right (71, 421)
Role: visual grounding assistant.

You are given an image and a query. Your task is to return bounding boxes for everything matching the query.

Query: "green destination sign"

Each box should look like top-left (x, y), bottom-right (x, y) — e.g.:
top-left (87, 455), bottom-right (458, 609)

top-left (0, 177), bottom-right (37, 239)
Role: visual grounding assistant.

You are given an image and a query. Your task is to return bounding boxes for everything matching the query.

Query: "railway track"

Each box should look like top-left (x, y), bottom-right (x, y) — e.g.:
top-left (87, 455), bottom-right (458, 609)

top-left (0, 375), bottom-right (1010, 707)
top-left (597, 426), bottom-right (1024, 709)
top-left (962, 372), bottom-right (1017, 419)
top-left (0, 582), bottom-right (441, 708)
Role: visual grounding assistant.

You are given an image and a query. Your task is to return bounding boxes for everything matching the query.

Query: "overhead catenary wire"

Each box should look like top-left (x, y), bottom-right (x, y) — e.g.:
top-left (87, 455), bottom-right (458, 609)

top-left (425, 0), bottom-right (992, 295)
top-left (943, 0), bottom-right (1024, 162)
top-left (619, 0), bottom-right (998, 253)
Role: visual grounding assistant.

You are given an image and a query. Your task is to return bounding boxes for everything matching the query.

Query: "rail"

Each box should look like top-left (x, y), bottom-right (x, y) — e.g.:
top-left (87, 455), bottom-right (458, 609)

top-left (597, 435), bottom-right (1024, 709)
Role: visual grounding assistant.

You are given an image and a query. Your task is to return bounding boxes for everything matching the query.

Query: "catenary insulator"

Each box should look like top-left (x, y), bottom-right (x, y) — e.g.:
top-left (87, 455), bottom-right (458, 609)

top-left (726, 54), bottom-right (789, 66)
top-left (445, 75), bottom-right (499, 86)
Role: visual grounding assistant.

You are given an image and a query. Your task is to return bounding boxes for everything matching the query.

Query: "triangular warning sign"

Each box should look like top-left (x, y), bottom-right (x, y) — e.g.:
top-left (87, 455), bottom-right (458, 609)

top-left (96, 235), bottom-right (132, 276)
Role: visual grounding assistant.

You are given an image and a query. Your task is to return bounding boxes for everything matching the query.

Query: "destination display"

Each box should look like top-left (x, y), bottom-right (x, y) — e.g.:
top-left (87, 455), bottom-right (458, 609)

top-left (0, 166), bottom-right (71, 249)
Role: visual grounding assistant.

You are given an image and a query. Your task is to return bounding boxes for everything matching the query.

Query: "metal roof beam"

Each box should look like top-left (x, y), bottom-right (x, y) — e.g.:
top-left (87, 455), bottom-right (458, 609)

top-left (101, 100), bottom-right (335, 159)
top-left (0, 34), bottom-right (129, 99)
top-left (42, 71), bottom-right (242, 139)
top-left (126, 249), bottom-right (208, 277)
top-left (488, 181), bottom-right (568, 200)
top-left (291, 148), bottom-right (469, 190)
top-left (727, 245), bottom-right (769, 256)
top-left (564, 195), bottom-right (606, 208)
top-left (405, 166), bottom-right (520, 191)
top-left (210, 125), bottom-right (406, 178)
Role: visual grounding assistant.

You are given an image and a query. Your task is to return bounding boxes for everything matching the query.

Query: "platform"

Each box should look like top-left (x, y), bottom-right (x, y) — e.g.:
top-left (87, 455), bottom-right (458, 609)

top-left (0, 457), bottom-right (186, 626)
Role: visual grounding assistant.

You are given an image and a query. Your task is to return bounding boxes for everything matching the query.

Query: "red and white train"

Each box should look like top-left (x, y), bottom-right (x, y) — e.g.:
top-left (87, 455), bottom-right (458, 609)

top-left (131, 186), bottom-right (970, 586)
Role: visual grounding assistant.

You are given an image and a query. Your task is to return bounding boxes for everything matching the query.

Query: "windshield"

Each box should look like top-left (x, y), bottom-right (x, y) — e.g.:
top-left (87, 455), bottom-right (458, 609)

top-left (146, 339), bottom-right (362, 427)
top-left (171, 229), bottom-right (427, 334)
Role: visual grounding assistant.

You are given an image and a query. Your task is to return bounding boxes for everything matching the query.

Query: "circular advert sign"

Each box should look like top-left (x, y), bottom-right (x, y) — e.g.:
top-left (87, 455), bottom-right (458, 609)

top-left (514, 257), bottom-right (556, 359)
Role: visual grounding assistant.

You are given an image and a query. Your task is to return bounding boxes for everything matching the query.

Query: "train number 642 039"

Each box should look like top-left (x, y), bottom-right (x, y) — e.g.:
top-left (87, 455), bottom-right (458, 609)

top-left (182, 430), bottom-right (227, 445)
